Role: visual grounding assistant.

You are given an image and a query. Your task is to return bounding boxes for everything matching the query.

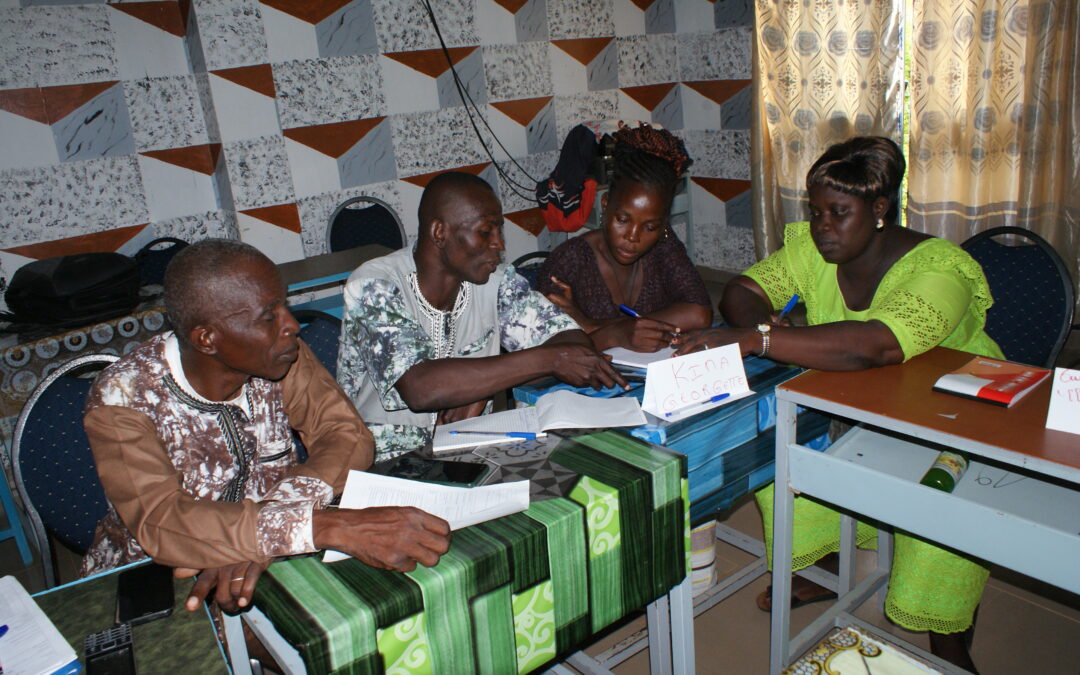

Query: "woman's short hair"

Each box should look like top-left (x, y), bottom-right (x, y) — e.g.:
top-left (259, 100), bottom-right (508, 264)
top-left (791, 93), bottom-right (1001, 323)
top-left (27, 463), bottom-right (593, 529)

top-left (806, 136), bottom-right (906, 226)
top-left (609, 124), bottom-right (692, 208)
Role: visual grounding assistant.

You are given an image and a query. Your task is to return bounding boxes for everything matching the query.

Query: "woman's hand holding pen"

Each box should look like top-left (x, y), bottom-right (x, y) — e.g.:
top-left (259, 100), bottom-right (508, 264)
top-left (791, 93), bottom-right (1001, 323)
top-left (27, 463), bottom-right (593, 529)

top-left (614, 304), bottom-right (680, 352)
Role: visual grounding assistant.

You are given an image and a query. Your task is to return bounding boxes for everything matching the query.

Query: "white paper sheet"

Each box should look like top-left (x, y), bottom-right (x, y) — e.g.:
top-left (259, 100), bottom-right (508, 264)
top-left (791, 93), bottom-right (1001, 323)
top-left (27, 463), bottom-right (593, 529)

top-left (0, 575), bottom-right (79, 675)
top-left (323, 472), bottom-right (530, 562)
top-left (641, 342), bottom-right (752, 421)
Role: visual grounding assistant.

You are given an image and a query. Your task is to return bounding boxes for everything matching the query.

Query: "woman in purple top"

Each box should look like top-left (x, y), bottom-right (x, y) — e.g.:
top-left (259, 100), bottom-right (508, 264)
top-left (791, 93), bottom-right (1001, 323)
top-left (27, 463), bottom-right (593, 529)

top-left (538, 125), bottom-right (712, 352)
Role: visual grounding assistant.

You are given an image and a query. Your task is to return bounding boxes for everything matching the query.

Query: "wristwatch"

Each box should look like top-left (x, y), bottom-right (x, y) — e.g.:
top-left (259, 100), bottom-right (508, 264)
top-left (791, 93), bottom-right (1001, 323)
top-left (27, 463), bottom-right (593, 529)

top-left (756, 323), bottom-right (772, 357)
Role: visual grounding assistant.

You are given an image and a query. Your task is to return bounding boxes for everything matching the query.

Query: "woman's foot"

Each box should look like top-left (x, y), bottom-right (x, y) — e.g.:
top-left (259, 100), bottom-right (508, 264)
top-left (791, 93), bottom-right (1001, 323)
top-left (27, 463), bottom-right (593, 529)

top-left (755, 575), bottom-right (838, 611)
top-left (929, 629), bottom-right (978, 673)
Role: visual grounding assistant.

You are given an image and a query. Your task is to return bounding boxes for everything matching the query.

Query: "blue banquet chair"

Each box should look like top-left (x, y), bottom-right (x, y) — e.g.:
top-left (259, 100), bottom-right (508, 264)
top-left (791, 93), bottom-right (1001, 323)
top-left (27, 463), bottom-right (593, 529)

top-left (12, 353), bottom-right (119, 588)
top-left (326, 196), bottom-right (405, 253)
top-left (962, 226), bottom-right (1075, 368)
top-left (510, 251), bottom-right (550, 291)
top-left (135, 237), bottom-right (188, 288)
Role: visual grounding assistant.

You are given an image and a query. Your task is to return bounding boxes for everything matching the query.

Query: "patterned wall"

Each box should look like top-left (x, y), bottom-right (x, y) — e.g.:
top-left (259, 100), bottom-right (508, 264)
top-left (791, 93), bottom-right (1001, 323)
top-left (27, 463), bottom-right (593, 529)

top-left (0, 0), bottom-right (754, 311)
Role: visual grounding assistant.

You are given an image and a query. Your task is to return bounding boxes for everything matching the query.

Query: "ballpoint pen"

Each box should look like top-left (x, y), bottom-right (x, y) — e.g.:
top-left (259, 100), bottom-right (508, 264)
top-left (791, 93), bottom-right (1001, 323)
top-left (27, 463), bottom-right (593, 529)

top-left (777, 294), bottom-right (799, 322)
top-left (664, 392), bottom-right (730, 417)
top-left (449, 430), bottom-right (537, 440)
top-left (618, 304), bottom-right (642, 319)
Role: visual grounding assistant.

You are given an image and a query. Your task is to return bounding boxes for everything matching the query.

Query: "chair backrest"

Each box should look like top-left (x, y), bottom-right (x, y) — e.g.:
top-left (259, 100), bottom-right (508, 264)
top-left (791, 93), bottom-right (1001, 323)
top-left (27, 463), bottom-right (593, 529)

top-left (327, 197), bottom-right (405, 253)
top-left (510, 251), bottom-right (550, 291)
top-left (135, 237), bottom-right (189, 287)
top-left (12, 353), bottom-right (118, 587)
top-left (962, 226), bottom-right (1075, 368)
top-left (294, 310), bottom-right (342, 377)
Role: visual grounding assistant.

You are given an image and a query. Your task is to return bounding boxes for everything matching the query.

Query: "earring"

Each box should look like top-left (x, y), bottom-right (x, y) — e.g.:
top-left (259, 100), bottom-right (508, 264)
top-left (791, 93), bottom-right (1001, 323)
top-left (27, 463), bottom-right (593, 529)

top-left (875, 218), bottom-right (885, 231)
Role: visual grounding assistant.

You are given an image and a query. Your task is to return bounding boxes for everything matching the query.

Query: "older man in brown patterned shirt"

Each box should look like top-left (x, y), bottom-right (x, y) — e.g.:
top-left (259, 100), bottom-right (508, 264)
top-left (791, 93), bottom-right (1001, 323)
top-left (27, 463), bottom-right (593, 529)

top-left (82, 239), bottom-right (450, 613)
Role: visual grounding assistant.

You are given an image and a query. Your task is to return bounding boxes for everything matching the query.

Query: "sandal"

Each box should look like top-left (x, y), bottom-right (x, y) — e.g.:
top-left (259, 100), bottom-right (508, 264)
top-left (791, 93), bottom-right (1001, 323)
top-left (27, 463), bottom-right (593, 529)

top-left (755, 584), bottom-right (838, 612)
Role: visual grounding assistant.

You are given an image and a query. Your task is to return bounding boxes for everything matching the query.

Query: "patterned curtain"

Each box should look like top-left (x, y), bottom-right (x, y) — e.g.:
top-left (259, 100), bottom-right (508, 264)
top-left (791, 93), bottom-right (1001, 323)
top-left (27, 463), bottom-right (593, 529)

top-left (751, 1), bottom-right (905, 257)
top-left (907, 0), bottom-right (1080, 298)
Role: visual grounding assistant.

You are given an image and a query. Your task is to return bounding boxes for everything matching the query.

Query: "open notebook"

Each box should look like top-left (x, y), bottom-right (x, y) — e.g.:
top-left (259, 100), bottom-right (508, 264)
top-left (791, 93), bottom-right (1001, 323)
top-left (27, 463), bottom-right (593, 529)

top-left (0, 575), bottom-right (79, 675)
top-left (433, 390), bottom-right (646, 453)
top-left (604, 346), bottom-right (676, 369)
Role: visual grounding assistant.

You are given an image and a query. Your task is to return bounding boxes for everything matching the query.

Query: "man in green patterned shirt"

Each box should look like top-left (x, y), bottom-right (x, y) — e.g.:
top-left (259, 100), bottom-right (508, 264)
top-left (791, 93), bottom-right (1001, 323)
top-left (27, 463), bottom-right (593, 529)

top-left (338, 172), bottom-right (627, 460)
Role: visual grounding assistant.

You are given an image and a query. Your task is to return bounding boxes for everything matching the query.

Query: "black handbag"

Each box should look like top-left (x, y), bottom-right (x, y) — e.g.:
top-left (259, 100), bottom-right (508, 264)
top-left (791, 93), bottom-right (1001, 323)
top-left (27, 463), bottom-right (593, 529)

top-left (3, 253), bottom-right (141, 328)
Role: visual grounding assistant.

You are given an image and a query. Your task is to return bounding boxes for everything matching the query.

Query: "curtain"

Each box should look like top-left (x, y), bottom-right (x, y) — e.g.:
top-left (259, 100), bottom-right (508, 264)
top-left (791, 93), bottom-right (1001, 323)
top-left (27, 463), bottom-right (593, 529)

top-left (907, 0), bottom-right (1079, 299)
top-left (751, 1), bottom-right (905, 257)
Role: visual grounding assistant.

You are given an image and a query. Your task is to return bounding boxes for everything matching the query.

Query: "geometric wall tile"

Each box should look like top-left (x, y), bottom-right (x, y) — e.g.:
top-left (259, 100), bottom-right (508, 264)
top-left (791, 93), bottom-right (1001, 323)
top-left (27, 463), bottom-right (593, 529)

top-left (209, 65), bottom-right (281, 141)
top-left (283, 135), bottom-right (343, 200)
top-left (495, 149), bottom-right (557, 214)
top-left (382, 47), bottom-right (480, 114)
top-left (109, 2), bottom-right (190, 80)
top-left (241, 202), bottom-right (302, 233)
top-left (223, 134), bottom-right (295, 210)
top-left (550, 38), bottom-right (616, 94)
top-left (391, 108), bottom-right (488, 178)
top-left (644, 0), bottom-right (675, 34)
top-left (369, 0), bottom-right (479, 53)
top-left (191, 0), bottom-right (270, 71)
top-left (314, 0), bottom-right (379, 58)
top-left (261, 4), bottom-right (322, 63)
top-left (613, 0), bottom-right (647, 37)
top-left (399, 161), bottom-right (493, 190)
top-left (1, 223), bottom-right (149, 260)
top-left (714, 0), bottom-right (753, 30)
top-left (262, 1), bottom-right (378, 62)
top-left (617, 34), bottom-right (677, 87)
top-left (0, 157), bottom-right (148, 245)
top-left (339, 117), bottom-right (396, 188)
top-left (548, 0), bottom-right (614, 40)
top-left (0, 6), bottom-right (118, 89)
top-left (476, 0), bottom-right (548, 45)
top-left (437, 47), bottom-right (486, 108)
top-left (137, 149), bottom-right (221, 221)
top-left (0, 99), bottom-right (60, 170)
top-left (619, 83), bottom-right (680, 129)
top-left (553, 91), bottom-right (617, 149)
top-left (720, 84), bottom-right (751, 129)
top-left (505, 206), bottom-right (546, 236)
top-left (273, 54), bottom-right (385, 128)
top-left (49, 82), bottom-right (135, 162)
top-left (489, 97), bottom-right (556, 158)
top-left (124, 75), bottom-right (210, 152)
top-left (682, 129), bottom-right (749, 179)
top-left (283, 116), bottom-right (393, 198)
top-left (153, 209), bottom-right (242, 243)
top-left (483, 42), bottom-right (553, 103)
top-left (238, 206), bottom-right (305, 263)
top-left (672, 0), bottom-right (714, 34)
top-left (677, 27), bottom-right (751, 81)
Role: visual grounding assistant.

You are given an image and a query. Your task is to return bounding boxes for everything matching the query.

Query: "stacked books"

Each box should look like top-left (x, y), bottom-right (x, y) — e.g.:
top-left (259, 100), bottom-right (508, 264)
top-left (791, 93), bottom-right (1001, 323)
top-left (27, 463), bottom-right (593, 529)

top-left (932, 356), bottom-right (1050, 407)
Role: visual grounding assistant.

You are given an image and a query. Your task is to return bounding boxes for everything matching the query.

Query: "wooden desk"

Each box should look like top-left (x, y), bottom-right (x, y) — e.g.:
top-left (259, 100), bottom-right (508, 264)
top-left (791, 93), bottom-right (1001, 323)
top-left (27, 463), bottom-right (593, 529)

top-left (769, 347), bottom-right (1080, 673)
top-left (33, 561), bottom-right (229, 673)
top-left (278, 244), bottom-right (391, 293)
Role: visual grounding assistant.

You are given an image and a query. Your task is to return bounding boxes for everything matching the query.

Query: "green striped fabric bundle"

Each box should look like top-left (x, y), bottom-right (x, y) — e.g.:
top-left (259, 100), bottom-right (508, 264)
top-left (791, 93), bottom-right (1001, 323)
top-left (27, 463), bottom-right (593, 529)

top-left (253, 431), bottom-right (688, 674)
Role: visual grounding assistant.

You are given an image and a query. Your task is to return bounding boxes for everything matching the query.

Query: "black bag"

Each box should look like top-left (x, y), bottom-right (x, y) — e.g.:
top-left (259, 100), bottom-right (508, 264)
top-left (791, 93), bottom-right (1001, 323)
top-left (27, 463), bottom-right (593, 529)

top-left (3, 253), bottom-right (141, 328)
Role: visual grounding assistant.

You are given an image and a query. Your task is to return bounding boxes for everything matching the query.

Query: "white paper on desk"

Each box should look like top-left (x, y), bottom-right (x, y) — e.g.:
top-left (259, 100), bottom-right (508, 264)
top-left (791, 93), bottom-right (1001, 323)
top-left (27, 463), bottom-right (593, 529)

top-left (641, 342), bottom-right (752, 422)
top-left (1045, 367), bottom-right (1080, 435)
top-left (604, 345), bottom-right (676, 369)
top-left (433, 390), bottom-right (645, 453)
top-left (322, 472), bottom-right (530, 562)
top-left (0, 575), bottom-right (79, 675)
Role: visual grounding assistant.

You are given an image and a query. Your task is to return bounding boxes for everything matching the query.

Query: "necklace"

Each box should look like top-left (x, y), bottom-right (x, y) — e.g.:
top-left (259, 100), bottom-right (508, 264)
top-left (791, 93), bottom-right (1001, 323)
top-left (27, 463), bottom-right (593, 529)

top-left (409, 272), bottom-right (471, 358)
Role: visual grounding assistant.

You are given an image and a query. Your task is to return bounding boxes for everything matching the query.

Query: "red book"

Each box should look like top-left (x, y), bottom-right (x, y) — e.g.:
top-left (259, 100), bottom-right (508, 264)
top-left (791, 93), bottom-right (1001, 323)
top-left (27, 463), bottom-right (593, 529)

top-left (932, 356), bottom-right (1051, 407)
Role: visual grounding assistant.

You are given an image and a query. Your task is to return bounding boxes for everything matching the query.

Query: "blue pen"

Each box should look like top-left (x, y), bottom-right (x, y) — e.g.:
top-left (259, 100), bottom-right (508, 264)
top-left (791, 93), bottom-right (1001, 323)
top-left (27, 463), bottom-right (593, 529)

top-left (777, 294), bottom-right (799, 321)
top-left (665, 392), bottom-right (730, 417)
top-left (618, 304), bottom-right (642, 319)
top-left (0, 624), bottom-right (7, 638)
top-left (449, 430), bottom-right (537, 440)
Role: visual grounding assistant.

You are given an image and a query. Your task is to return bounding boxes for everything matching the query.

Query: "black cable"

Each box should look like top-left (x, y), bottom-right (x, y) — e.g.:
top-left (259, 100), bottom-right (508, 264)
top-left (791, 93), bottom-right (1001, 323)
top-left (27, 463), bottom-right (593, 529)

top-left (418, 0), bottom-right (542, 201)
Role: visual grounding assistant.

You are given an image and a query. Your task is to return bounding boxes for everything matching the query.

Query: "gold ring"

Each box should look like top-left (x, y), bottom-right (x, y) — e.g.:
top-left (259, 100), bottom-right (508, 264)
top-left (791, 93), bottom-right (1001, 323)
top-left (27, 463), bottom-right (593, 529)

top-left (231, 577), bottom-right (245, 582)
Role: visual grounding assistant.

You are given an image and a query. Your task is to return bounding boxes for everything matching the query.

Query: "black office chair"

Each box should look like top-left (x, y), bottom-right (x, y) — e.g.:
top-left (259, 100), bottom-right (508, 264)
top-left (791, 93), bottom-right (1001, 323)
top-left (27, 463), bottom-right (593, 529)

top-left (12, 353), bottom-right (119, 587)
top-left (962, 226), bottom-right (1075, 368)
top-left (326, 197), bottom-right (405, 253)
top-left (294, 310), bottom-right (342, 377)
top-left (511, 251), bottom-right (550, 291)
top-left (135, 237), bottom-right (189, 287)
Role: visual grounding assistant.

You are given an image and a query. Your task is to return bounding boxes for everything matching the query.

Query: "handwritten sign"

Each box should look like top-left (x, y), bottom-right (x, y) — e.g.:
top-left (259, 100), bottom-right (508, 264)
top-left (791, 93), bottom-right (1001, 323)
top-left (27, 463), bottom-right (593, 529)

top-left (1045, 367), bottom-right (1080, 435)
top-left (641, 342), bottom-right (752, 422)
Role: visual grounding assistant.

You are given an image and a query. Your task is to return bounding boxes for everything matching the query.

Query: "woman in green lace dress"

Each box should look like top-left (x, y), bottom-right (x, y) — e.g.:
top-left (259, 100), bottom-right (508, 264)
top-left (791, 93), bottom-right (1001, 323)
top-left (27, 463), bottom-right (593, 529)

top-left (674, 136), bottom-right (1001, 671)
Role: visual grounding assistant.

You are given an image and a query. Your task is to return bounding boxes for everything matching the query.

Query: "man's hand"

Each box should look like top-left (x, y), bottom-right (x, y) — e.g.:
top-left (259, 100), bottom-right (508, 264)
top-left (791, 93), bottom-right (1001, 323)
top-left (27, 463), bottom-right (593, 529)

top-left (543, 276), bottom-right (576, 314)
top-left (437, 399), bottom-right (488, 425)
top-left (546, 343), bottom-right (629, 390)
top-left (313, 506), bottom-right (451, 572)
top-left (175, 560), bottom-right (269, 614)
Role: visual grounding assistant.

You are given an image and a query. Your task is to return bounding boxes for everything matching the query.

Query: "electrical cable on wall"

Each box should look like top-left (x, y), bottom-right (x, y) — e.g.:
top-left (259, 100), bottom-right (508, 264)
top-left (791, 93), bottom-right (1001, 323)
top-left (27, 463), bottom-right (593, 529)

top-left (419, 0), bottom-right (541, 201)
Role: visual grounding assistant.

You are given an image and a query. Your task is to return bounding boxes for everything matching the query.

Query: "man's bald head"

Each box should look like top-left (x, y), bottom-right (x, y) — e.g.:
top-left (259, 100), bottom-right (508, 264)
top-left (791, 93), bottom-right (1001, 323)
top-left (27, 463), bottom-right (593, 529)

top-left (164, 238), bottom-right (274, 342)
top-left (417, 172), bottom-right (497, 240)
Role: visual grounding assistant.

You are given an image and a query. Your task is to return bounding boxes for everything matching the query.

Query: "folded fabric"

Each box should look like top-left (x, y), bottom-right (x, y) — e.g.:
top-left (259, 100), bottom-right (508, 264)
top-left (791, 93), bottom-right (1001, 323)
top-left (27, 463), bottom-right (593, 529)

top-left (536, 124), bottom-right (599, 232)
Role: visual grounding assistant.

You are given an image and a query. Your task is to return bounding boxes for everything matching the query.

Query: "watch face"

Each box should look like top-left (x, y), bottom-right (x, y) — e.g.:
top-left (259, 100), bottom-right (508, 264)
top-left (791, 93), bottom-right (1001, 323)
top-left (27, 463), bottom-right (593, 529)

top-left (757, 323), bottom-right (771, 334)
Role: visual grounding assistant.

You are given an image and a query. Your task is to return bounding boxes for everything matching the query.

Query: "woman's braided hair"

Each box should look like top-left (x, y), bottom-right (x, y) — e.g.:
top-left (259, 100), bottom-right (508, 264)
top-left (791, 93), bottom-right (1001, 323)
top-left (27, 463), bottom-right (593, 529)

top-left (609, 124), bottom-right (692, 208)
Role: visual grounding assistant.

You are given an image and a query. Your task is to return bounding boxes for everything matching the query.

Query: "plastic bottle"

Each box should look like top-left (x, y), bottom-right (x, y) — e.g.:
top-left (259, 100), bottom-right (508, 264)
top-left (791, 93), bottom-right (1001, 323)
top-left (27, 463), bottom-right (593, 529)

top-left (919, 451), bottom-right (969, 492)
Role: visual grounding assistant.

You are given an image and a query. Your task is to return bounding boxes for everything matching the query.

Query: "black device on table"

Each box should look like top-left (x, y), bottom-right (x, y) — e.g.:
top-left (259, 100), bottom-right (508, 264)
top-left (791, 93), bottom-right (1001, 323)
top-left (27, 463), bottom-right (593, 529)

top-left (369, 453), bottom-right (492, 486)
top-left (115, 562), bottom-right (174, 626)
top-left (85, 623), bottom-right (135, 675)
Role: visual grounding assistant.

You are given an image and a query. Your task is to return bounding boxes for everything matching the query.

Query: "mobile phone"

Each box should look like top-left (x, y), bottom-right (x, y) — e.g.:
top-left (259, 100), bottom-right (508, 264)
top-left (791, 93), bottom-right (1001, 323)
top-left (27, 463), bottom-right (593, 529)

top-left (370, 454), bottom-right (491, 486)
top-left (116, 562), bottom-right (174, 626)
top-left (85, 623), bottom-right (136, 675)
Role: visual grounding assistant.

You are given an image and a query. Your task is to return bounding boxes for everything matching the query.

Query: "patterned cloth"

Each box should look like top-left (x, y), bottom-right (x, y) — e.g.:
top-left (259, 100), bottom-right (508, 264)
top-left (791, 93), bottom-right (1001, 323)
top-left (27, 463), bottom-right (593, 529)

top-left (538, 233), bottom-right (711, 320)
top-left (252, 430), bottom-right (689, 674)
top-left (337, 247), bottom-right (578, 461)
top-left (81, 333), bottom-right (371, 575)
top-left (748, 222), bottom-right (1001, 633)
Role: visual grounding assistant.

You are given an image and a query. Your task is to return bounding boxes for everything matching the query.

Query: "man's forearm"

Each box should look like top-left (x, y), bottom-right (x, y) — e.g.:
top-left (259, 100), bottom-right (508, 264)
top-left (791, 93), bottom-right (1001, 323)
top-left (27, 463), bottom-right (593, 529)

top-left (394, 346), bottom-right (558, 410)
